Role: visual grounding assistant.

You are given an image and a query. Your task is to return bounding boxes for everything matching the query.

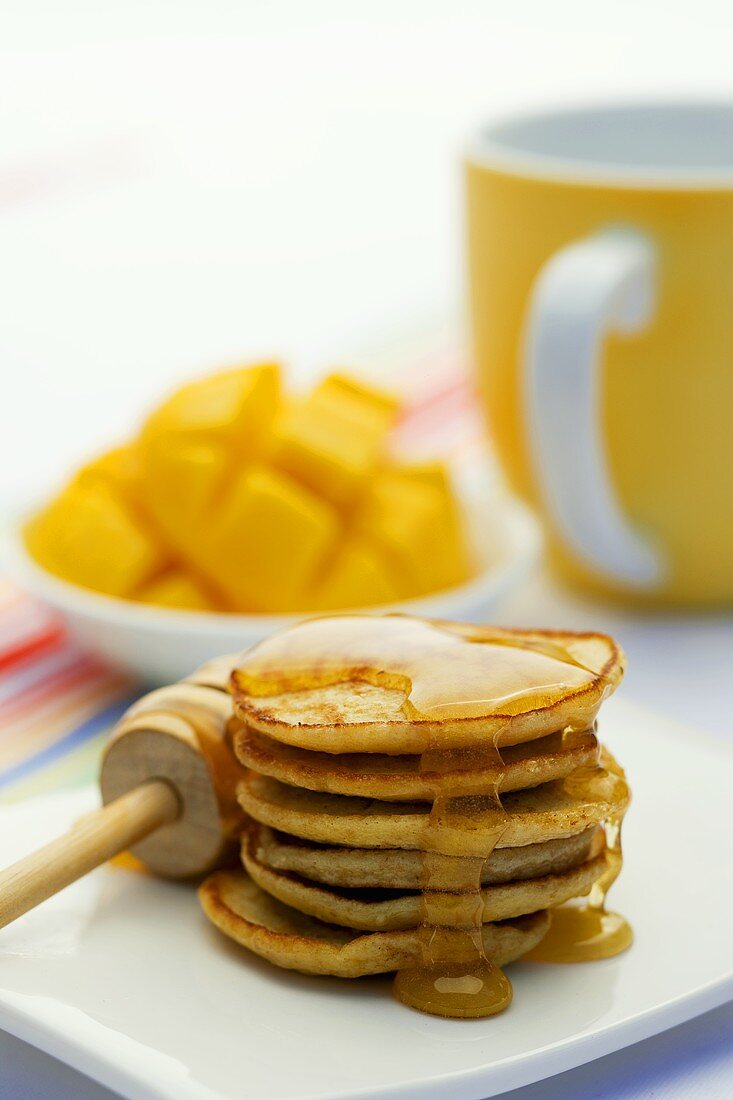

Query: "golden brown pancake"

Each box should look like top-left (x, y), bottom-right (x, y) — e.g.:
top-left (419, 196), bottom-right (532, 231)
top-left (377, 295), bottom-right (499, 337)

top-left (237, 751), bottom-right (628, 855)
top-left (240, 825), bottom-right (606, 931)
top-left (231, 623), bottom-right (624, 754)
top-left (198, 870), bottom-right (551, 977)
top-left (233, 726), bottom-right (600, 801)
top-left (248, 822), bottom-right (599, 890)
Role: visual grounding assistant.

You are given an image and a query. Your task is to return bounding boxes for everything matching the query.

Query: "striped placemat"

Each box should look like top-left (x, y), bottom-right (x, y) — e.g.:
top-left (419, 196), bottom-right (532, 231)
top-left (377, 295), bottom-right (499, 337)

top-left (0, 361), bottom-right (487, 806)
top-left (0, 580), bottom-right (138, 803)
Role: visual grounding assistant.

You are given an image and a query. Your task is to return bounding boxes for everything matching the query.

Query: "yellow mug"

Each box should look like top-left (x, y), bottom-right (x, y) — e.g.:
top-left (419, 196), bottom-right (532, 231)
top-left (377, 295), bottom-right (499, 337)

top-left (466, 102), bottom-right (733, 606)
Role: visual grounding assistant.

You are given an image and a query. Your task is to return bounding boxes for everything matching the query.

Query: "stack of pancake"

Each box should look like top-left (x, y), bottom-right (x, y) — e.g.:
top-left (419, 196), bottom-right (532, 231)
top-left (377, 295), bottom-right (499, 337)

top-left (199, 615), bottom-right (629, 1013)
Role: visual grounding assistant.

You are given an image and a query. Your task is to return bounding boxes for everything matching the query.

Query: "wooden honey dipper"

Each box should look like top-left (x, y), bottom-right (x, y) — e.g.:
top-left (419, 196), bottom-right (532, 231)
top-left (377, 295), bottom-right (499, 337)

top-left (0, 655), bottom-right (244, 931)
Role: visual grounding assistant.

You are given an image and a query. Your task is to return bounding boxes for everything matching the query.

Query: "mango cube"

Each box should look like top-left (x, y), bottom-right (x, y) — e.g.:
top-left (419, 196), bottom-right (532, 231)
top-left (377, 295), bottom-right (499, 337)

top-left (309, 374), bottom-right (399, 434)
top-left (135, 570), bottom-right (214, 611)
top-left (75, 445), bottom-right (142, 508)
top-left (142, 363), bottom-right (280, 456)
top-left (392, 463), bottom-right (471, 591)
top-left (137, 364), bottom-right (283, 578)
top-left (355, 463), bottom-right (470, 597)
top-left (204, 466), bottom-right (339, 611)
top-left (139, 437), bottom-right (229, 555)
top-left (24, 482), bottom-right (166, 597)
top-left (310, 539), bottom-right (399, 611)
top-left (271, 374), bottom-right (399, 508)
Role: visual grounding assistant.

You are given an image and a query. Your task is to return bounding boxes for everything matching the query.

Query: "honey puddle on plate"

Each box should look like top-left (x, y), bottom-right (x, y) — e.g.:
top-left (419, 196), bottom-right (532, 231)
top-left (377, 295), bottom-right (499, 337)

top-left (232, 615), bottom-right (632, 1018)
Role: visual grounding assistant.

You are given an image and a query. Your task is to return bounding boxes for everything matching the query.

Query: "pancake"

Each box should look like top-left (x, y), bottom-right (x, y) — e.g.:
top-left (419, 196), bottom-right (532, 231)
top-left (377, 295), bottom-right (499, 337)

top-left (241, 825), bottom-right (606, 931)
top-left (231, 623), bottom-right (625, 754)
top-left (233, 725), bottom-right (600, 801)
top-left (237, 749), bottom-right (628, 855)
top-left (199, 870), bottom-right (551, 977)
top-left (248, 822), bottom-right (600, 889)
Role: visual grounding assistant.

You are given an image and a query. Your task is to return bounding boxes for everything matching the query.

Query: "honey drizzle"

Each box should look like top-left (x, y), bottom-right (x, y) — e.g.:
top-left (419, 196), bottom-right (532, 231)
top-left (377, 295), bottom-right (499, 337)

top-left (523, 739), bottom-right (632, 964)
top-left (392, 737), bottom-right (513, 1018)
top-left (233, 616), bottom-right (598, 720)
top-left (234, 615), bottom-right (617, 1019)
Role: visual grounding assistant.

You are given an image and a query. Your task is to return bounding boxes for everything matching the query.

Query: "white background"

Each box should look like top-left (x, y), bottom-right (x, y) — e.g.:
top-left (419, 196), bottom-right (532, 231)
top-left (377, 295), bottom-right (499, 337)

top-left (2, 3), bottom-right (733, 1098)
top-left (4, 0), bottom-right (733, 504)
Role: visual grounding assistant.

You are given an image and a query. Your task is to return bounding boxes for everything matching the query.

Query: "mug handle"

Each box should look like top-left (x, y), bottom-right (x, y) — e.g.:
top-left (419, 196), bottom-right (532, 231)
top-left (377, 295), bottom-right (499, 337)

top-left (523, 228), bottom-right (664, 586)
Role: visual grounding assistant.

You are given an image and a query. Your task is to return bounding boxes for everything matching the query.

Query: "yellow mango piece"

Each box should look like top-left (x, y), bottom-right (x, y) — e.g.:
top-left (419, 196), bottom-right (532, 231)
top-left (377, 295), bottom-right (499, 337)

top-left (354, 464), bottom-right (471, 597)
top-left (271, 405), bottom-right (377, 508)
top-left (139, 437), bottom-right (229, 554)
top-left (204, 466), bottom-right (339, 611)
top-left (271, 374), bottom-right (399, 509)
top-left (395, 464), bottom-right (472, 590)
top-left (75, 445), bottom-right (142, 508)
top-left (135, 570), bottom-right (214, 611)
top-left (142, 363), bottom-right (280, 457)
top-left (24, 482), bottom-right (166, 597)
top-left (387, 460), bottom-right (450, 492)
top-left (310, 539), bottom-right (399, 611)
top-left (310, 373), bottom-right (400, 435)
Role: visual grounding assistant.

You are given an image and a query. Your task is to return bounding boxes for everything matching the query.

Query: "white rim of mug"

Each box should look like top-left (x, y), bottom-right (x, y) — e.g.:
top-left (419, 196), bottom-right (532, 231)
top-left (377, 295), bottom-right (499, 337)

top-left (466, 98), bottom-right (733, 190)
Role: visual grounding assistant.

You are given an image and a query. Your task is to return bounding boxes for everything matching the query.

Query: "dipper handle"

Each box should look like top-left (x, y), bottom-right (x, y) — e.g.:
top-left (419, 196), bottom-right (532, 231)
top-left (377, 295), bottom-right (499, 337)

top-left (0, 779), bottom-right (179, 931)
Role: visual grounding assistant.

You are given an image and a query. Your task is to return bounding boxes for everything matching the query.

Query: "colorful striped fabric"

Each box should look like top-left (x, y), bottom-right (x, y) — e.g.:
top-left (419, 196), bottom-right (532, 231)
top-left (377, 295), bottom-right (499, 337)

top-left (0, 580), bottom-right (138, 803)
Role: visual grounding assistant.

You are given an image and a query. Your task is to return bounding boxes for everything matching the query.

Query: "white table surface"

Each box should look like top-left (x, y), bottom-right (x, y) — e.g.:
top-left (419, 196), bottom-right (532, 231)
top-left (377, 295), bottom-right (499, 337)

top-left (1, 1001), bottom-right (732, 1100)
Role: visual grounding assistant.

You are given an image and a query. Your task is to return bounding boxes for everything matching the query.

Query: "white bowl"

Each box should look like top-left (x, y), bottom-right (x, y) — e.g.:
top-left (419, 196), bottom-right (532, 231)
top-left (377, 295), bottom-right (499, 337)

top-left (6, 493), bottom-right (541, 684)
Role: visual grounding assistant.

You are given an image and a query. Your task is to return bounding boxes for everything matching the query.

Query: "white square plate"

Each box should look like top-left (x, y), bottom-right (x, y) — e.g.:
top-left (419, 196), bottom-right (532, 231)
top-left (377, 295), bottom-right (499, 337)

top-left (0, 697), bottom-right (731, 1100)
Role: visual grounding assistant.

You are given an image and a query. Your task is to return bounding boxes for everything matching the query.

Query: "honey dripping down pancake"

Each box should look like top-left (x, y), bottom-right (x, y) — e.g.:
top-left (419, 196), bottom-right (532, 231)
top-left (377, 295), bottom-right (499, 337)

top-left (231, 615), bottom-right (630, 1019)
top-left (523, 749), bottom-right (632, 963)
